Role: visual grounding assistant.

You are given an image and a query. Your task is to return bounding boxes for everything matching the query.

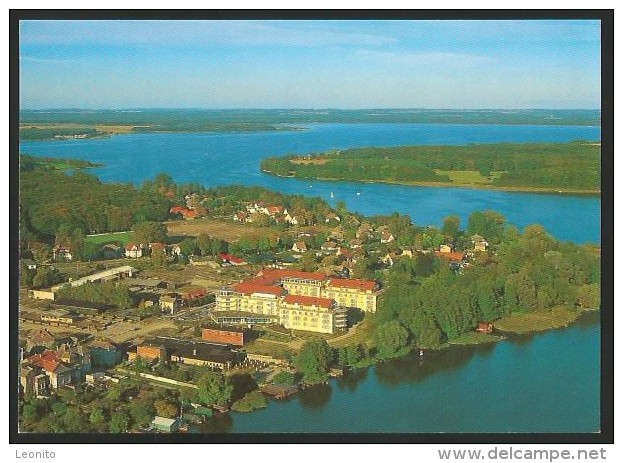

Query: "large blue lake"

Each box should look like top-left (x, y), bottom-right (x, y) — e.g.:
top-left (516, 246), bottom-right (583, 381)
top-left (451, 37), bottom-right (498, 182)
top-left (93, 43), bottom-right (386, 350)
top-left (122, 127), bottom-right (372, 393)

top-left (20, 123), bottom-right (602, 433)
top-left (20, 123), bottom-right (601, 243)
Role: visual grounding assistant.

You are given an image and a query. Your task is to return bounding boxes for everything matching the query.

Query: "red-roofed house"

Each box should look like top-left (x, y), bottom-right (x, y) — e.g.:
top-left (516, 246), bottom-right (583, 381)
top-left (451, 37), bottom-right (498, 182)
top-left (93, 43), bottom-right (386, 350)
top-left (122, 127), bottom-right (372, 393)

top-left (25, 350), bottom-right (74, 389)
top-left (219, 253), bottom-right (247, 266)
top-left (181, 209), bottom-right (200, 220)
top-left (435, 251), bottom-right (465, 262)
top-left (125, 243), bottom-right (144, 258)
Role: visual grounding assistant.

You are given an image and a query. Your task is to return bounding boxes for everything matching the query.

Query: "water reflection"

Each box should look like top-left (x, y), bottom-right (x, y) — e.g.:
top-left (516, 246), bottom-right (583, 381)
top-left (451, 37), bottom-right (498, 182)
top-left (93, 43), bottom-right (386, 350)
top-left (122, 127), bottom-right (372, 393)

top-left (298, 383), bottom-right (332, 410)
top-left (374, 343), bottom-right (497, 387)
top-left (195, 413), bottom-right (233, 434)
top-left (336, 368), bottom-right (369, 393)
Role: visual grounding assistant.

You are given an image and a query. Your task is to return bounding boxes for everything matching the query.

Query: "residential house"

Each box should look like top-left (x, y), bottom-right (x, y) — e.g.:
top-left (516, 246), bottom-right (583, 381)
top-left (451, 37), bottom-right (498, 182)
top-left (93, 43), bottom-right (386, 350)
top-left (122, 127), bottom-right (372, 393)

top-left (159, 294), bottom-right (181, 314)
top-left (284, 212), bottom-right (299, 225)
top-left (218, 253), bottom-right (247, 266)
top-left (53, 245), bottom-right (72, 262)
top-left (379, 229), bottom-right (395, 244)
top-left (181, 209), bottom-right (200, 220)
top-left (26, 329), bottom-right (57, 352)
top-left (151, 416), bottom-right (180, 433)
top-left (101, 244), bottom-right (123, 259)
top-left (233, 211), bottom-right (249, 223)
top-left (439, 244), bottom-right (452, 253)
top-left (291, 241), bottom-right (308, 253)
top-left (25, 350), bottom-right (74, 389)
top-left (89, 340), bottom-right (123, 368)
top-left (169, 244), bottom-right (182, 257)
top-left (20, 365), bottom-right (50, 397)
top-left (56, 343), bottom-right (91, 382)
top-left (125, 243), bottom-right (144, 258)
top-left (471, 234), bottom-right (489, 252)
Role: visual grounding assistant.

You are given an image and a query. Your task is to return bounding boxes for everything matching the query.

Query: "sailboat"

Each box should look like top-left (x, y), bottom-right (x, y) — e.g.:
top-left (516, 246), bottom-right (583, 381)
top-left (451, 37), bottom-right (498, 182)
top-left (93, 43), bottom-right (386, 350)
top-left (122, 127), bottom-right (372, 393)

top-left (330, 192), bottom-right (334, 199)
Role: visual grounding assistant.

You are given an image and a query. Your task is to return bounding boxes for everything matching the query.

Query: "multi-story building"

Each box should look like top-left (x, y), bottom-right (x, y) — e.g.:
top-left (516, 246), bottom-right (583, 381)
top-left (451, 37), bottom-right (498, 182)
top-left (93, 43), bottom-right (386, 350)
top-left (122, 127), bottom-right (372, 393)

top-left (215, 269), bottom-right (378, 334)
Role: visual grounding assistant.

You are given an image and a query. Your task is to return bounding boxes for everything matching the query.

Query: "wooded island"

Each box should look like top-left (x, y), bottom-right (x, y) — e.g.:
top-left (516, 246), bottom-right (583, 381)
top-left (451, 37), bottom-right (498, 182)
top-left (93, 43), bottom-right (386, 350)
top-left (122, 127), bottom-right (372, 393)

top-left (261, 142), bottom-right (601, 194)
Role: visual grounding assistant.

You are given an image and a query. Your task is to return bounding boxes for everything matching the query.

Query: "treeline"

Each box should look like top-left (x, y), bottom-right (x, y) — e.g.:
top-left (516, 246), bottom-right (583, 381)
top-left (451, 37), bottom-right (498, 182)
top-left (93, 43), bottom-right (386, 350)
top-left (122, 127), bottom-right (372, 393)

top-left (56, 281), bottom-right (132, 310)
top-left (375, 220), bottom-right (601, 352)
top-left (20, 169), bottom-right (171, 243)
top-left (20, 108), bottom-right (601, 127)
top-left (261, 142), bottom-right (601, 192)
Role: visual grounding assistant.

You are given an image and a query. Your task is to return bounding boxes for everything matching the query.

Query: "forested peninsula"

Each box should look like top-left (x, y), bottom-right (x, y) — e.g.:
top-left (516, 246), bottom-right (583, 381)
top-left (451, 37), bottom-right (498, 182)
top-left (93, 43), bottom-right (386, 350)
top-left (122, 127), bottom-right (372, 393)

top-left (261, 142), bottom-right (601, 194)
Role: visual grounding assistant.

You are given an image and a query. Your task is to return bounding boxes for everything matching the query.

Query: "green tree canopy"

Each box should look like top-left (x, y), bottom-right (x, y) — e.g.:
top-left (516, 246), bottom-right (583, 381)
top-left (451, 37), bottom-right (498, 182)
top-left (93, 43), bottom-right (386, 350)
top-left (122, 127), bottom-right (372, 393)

top-left (294, 338), bottom-right (334, 384)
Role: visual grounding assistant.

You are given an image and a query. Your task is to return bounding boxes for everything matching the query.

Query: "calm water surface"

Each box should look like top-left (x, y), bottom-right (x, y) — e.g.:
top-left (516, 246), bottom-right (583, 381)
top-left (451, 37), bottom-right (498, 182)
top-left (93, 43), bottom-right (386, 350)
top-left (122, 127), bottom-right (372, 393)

top-left (20, 123), bottom-right (601, 243)
top-left (198, 312), bottom-right (600, 433)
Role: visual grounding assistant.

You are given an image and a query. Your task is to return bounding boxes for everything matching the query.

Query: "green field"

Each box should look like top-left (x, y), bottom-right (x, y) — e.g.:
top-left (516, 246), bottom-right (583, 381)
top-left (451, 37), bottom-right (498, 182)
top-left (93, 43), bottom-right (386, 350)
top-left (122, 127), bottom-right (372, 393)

top-left (85, 231), bottom-right (134, 246)
top-left (494, 307), bottom-right (584, 334)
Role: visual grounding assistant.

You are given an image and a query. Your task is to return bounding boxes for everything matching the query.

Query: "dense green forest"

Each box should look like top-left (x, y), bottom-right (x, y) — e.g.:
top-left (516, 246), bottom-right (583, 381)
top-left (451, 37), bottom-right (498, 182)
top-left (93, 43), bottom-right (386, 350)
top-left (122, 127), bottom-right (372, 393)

top-left (374, 220), bottom-right (601, 353)
top-left (20, 108), bottom-right (600, 127)
top-left (19, 127), bottom-right (104, 141)
top-left (261, 142), bottom-right (601, 193)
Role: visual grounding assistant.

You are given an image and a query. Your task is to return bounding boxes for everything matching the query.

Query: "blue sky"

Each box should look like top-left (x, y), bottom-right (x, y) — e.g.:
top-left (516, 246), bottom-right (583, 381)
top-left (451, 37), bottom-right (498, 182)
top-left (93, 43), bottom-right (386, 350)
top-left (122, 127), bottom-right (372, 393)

top-left (19, 19), bottom-right (601, 109)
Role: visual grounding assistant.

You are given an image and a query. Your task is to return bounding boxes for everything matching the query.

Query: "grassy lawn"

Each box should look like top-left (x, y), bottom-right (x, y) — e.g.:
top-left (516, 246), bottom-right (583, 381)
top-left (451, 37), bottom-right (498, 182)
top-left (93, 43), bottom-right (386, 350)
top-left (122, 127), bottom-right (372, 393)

top-left (329, 316), bottom-right (376, 348)
top-left (244, 339), bottom-right (298, 359)
top-left (435, 170), bottom-right (504, 186)
top-left (449, 332), bottom-right (501, 345)
top-left (494, 307), bottom-right (583, 334)
top-left (167, 217), bottom-right (272, 242)
top-left (85, 231), bottom-right (134, 246)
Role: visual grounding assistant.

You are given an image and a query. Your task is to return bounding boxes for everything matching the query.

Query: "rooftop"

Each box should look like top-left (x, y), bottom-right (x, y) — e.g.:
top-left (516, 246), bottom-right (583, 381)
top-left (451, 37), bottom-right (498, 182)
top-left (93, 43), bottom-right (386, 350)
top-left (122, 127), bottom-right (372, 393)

top-left (283, 294), bottom-right (335, 309)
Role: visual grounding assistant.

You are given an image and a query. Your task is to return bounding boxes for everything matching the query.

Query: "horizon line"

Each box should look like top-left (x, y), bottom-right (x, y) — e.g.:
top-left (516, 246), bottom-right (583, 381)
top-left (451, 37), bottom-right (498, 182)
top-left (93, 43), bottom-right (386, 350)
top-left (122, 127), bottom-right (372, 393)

top-left (20, 107), bottom-right (602, 112)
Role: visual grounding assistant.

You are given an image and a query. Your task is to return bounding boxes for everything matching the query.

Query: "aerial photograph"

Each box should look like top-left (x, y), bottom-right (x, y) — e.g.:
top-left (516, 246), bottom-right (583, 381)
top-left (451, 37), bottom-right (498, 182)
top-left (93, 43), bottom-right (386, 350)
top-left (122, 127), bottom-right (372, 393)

top-left (14, 15), bottom-right (606, 440)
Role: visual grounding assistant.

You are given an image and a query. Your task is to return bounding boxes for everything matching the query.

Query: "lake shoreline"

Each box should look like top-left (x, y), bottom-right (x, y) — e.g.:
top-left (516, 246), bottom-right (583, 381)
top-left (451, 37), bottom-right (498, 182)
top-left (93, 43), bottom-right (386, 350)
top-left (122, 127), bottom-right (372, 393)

top-left (261, 169), bottom-right (601, 196)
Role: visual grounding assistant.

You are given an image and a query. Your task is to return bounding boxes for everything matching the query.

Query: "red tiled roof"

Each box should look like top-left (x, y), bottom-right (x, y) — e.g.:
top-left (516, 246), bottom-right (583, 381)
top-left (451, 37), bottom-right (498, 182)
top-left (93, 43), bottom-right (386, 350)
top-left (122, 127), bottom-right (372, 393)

top-left (219, 253), bottom-right (246, 264)
top-left (328, 278), bottom-right (377, 292)
top-left (283, 294), bottom-right (334, 309)
top-left (435, 251), bottom-right (465, 261)
top-left (181, 209), bottom-right (200, 218)
top-left (170, 205), bottom-right (187, 214)
top-left (233, 281), bottom-right (284, 296)
top-left (125, 243), bottom-right (140, 251)
top-left (266, 206), bottom-right (284, 215)
top-left (27, 350), bottom-right (67, 373)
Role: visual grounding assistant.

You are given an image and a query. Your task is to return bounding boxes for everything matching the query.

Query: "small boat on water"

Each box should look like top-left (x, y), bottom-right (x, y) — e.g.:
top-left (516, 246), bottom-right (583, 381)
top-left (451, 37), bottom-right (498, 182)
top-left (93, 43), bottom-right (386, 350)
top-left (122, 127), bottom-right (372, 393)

top-left (330, 191), bottom-right (334, 198)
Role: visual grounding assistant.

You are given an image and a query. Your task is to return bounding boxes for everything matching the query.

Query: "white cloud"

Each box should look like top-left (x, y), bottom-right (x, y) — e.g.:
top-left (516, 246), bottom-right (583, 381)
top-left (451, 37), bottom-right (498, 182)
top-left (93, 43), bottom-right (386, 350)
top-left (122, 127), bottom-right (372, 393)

top-left (19, 20), bottom-right (396, 47)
